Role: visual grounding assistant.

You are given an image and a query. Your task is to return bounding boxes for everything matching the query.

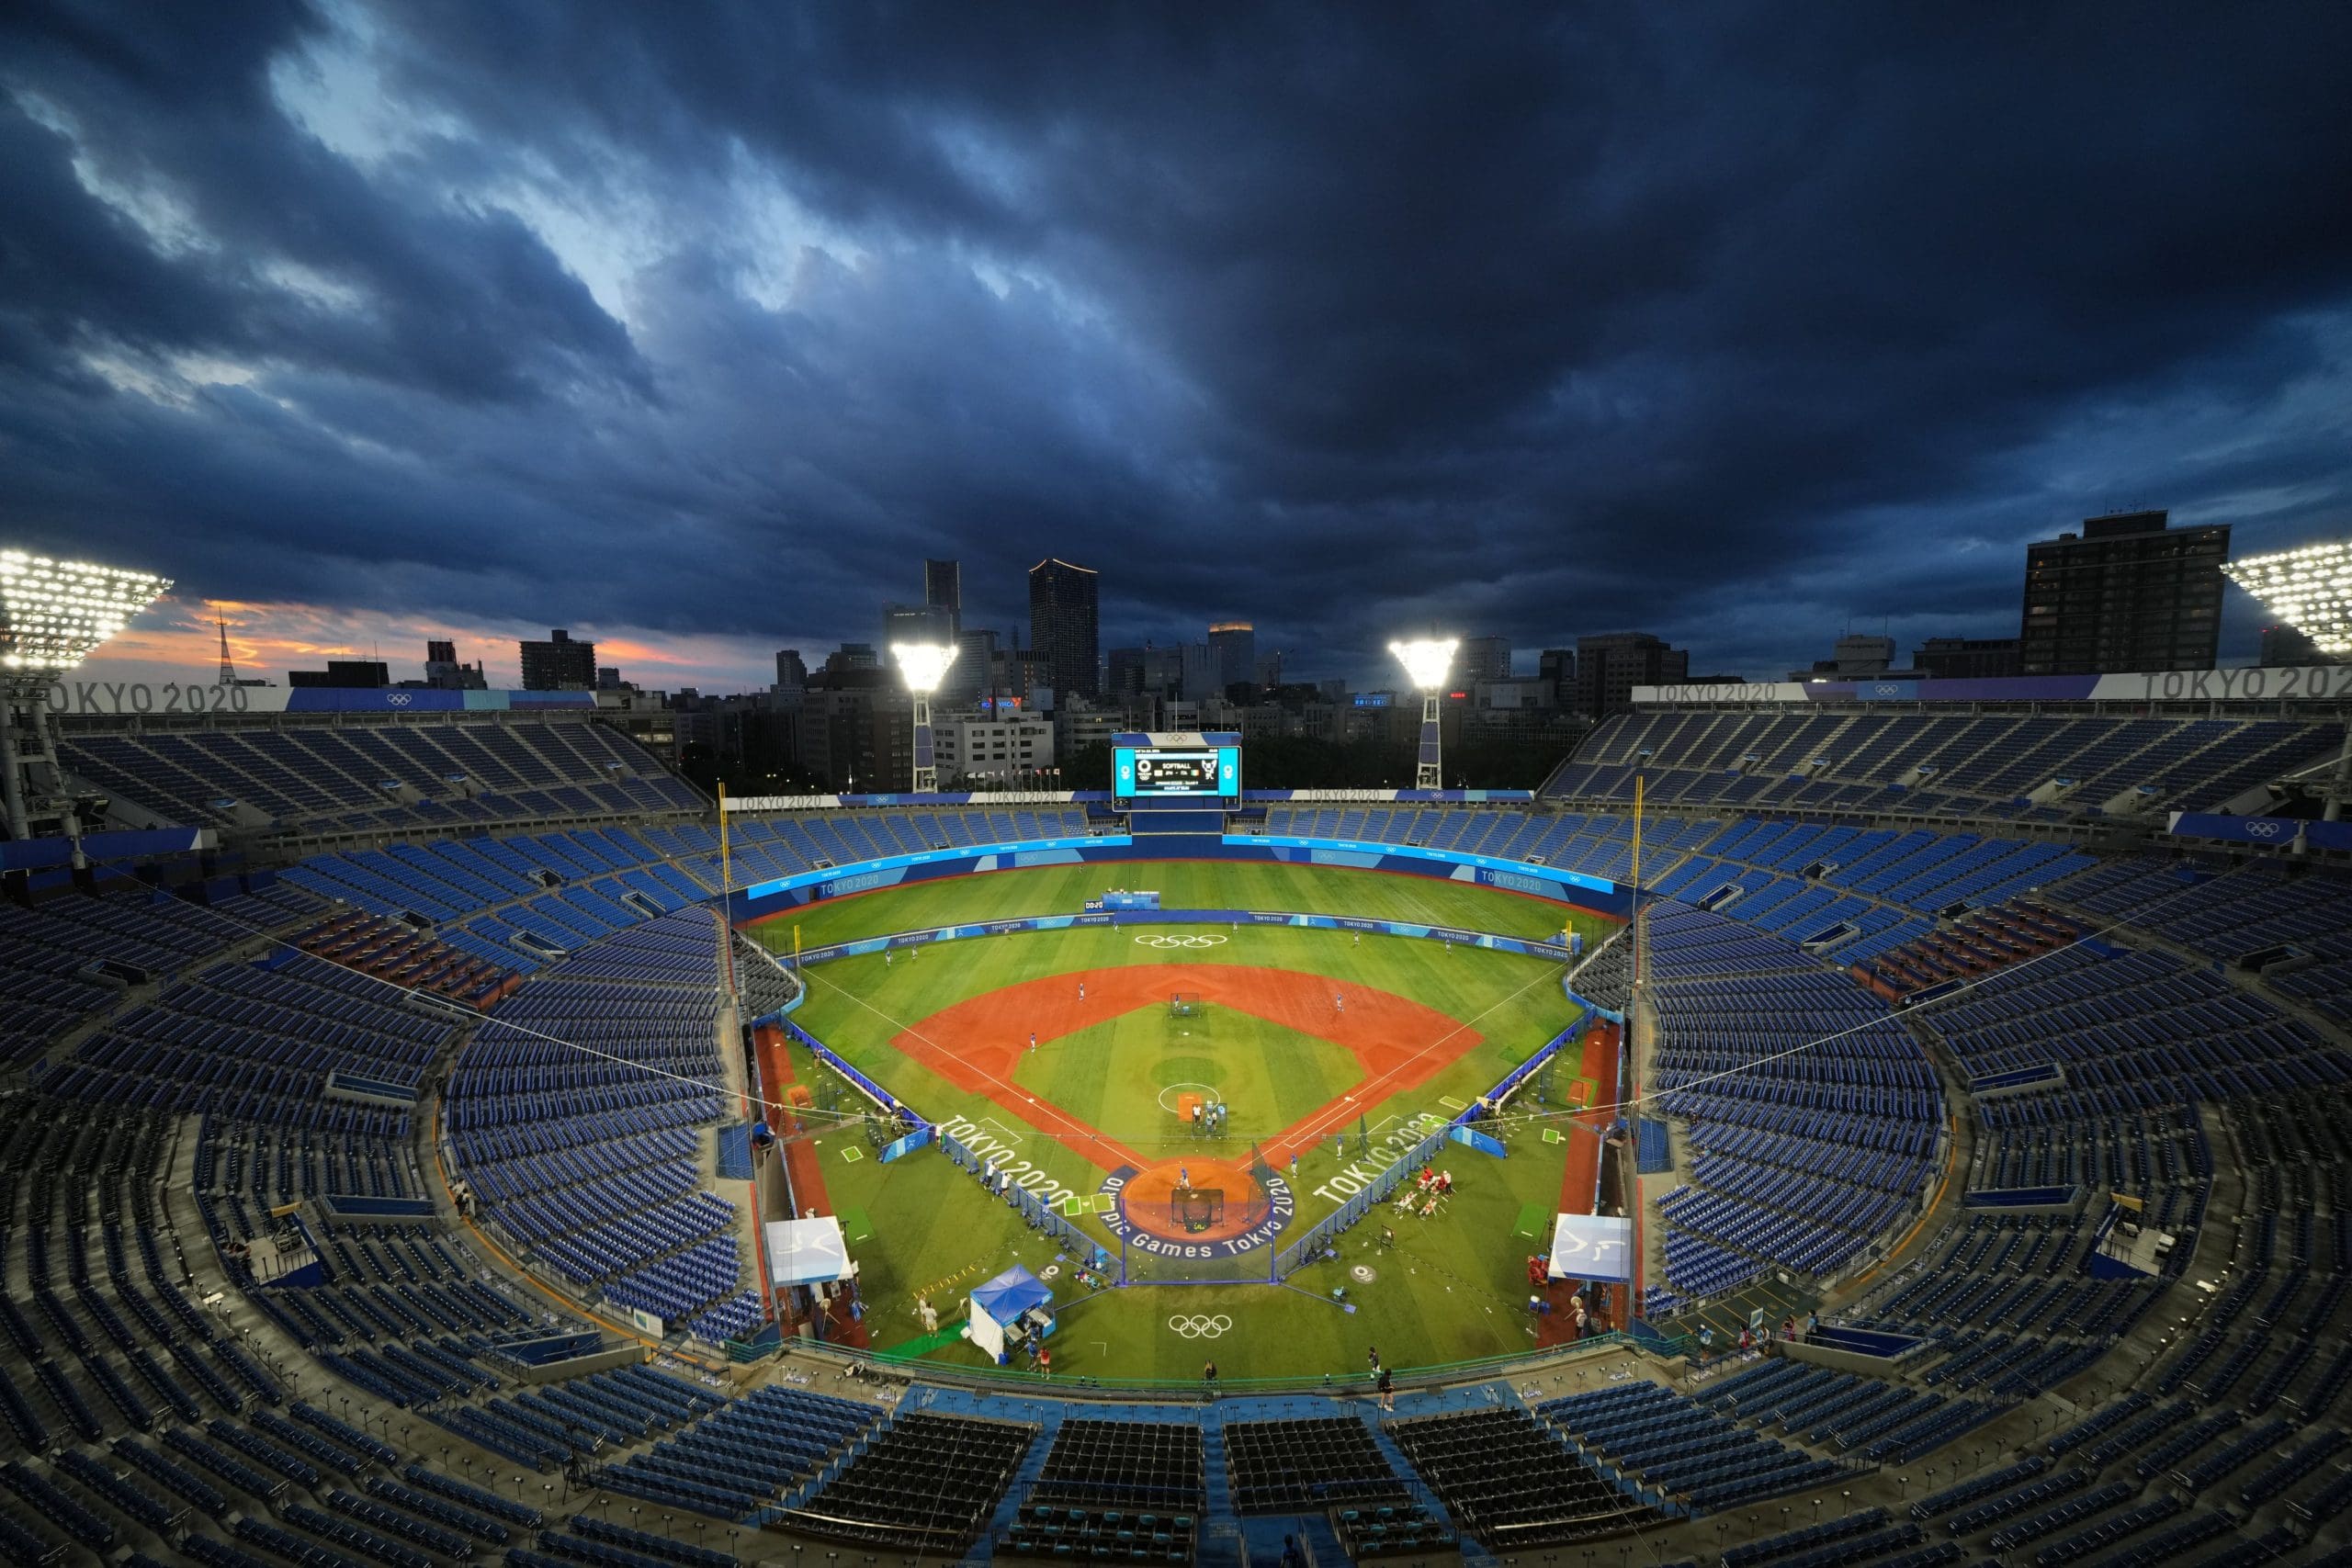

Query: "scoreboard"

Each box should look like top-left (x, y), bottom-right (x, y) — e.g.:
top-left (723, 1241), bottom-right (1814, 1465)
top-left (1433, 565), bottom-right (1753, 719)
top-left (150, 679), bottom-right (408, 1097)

top-left (1113, 735), bottom-right (1242, 799)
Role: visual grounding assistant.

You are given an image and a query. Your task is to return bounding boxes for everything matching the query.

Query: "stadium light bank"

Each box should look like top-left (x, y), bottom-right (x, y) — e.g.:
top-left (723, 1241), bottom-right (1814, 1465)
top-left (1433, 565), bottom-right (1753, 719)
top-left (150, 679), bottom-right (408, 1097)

top-left (2225, 540), bottom-right (2352, 818)
top-left (0, 548), bottom-right (174, 841)
top-left (894, 640), bottom-right (959, 795)
top-left (1389, 637), bottom-right (1458, 790)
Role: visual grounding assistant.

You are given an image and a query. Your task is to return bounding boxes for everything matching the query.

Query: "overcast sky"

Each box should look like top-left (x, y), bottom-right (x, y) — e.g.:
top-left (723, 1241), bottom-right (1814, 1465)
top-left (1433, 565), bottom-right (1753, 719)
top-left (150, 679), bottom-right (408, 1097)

top-left (6, 4), bottom-right (2351, 692)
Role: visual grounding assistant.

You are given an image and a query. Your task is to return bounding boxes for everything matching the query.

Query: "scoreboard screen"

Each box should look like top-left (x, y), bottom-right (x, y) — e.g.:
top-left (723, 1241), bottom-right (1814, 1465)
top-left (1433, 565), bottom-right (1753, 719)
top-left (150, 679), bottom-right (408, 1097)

top-left (1114, 744), bottom-right (1241, 799)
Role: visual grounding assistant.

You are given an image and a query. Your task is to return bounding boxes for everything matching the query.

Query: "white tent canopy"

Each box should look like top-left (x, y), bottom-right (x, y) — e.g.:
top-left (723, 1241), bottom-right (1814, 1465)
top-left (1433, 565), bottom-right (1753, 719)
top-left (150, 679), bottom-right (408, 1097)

top-left (763, 1215), bottom-right (850, 1286)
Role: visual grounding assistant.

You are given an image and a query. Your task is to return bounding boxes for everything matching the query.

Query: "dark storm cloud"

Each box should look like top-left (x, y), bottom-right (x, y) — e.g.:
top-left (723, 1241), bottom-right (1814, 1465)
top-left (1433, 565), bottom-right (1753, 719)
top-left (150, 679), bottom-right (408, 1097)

top-left (4, 2), bottom-right (2350, 682)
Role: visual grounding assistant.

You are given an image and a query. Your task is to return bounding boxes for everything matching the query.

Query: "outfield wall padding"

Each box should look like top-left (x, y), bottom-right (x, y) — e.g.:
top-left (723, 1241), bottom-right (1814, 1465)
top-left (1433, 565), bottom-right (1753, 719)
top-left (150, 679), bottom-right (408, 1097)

top-left (776, 908), bottom-right (1580, 967)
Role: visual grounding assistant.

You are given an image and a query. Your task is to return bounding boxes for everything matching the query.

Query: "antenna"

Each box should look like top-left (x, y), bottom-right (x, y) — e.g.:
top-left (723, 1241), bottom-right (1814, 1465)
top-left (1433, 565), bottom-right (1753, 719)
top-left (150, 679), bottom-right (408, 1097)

top-left (216, 608), bottom-right (237, 686)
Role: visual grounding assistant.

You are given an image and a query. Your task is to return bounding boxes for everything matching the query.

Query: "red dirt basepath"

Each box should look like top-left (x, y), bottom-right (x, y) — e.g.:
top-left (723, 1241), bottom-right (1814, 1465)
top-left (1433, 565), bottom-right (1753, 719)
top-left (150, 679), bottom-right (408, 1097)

top-left (1536, 1016), bottom-right (1623, 1348)
top-left (887, 963), bottom-right (1487, 1174)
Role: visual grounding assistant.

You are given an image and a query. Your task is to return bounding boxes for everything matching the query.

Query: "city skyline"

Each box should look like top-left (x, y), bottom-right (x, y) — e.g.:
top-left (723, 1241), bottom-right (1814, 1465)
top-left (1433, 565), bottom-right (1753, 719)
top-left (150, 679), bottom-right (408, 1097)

top-left (6, 7), bottom-right (2352, 693)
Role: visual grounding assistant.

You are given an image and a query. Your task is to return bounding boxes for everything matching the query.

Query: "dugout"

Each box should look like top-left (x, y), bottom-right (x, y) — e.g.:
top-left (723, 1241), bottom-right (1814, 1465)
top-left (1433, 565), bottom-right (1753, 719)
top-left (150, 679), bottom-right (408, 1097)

top-left (967, 1265), bottom-right (1057, 1366)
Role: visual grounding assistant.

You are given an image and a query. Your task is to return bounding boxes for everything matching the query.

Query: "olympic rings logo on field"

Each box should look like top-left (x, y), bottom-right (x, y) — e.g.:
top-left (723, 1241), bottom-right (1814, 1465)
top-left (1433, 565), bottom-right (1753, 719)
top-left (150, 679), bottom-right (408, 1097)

top-left (1169, 1314), bottom-right (1232, 1338)
top-left (1133, 934), bottom-right (1228, 949)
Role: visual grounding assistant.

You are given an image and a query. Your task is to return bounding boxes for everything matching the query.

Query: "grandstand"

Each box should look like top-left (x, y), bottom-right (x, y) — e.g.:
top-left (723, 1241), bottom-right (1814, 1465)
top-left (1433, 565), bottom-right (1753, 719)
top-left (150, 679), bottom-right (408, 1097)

top-left (1, 679), bottom-right (2349, 1566)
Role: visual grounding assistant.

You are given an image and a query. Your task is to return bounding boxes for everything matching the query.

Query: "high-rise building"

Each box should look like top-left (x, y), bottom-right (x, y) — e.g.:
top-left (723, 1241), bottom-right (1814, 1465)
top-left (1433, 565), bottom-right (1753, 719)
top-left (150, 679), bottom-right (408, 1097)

top-left (1208, 622), bottom-right (1256, 693)
top-left (775, 649), bottom-right (809, 689)
top-left (1027, 558), bottom-right (1100, 701)
top-left (942, 627), bottom-right (998, 707)
top-left (824, 642), bottom-right (881, 675)
top-left (1462, 636), bottom-right (1513, 682)
top-left (1911, 637), bottom-right (2021, 680)
top-left (519, 629), bottom-right (597, 691)
top-left (424, 640), bottom-right (487, 690)
top-left (1537, 648), bottom-right (1576, 708)
top-left (2018, 509), bottom-right (2231, 675)
top-left (924, 558), bottom-right (963, 637)
top-left (883, 602), bottom-right (956, 651)
top-left (796, 667), bottom-right (913, 791)
top-left (1180, 641), bottom-right (1222, 702)
top-left (1105, 646), bottom-right (1147, 697)
top-left (1573, 632), bottom-right (1689, 717)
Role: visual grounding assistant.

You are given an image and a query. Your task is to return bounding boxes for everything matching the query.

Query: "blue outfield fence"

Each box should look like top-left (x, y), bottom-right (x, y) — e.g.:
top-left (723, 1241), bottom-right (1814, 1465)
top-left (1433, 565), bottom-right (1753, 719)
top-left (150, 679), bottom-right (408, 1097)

top-left (786, 908), bottom-right (1577, 967)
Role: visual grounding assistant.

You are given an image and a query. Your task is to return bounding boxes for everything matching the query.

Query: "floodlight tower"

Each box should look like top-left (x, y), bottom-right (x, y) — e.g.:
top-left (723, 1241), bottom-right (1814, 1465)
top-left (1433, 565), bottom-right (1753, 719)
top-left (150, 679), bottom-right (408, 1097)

top-left (2225, 541), bottom-right (2352, 820)
top-left (0, 549), bottom-right (173, 843)
top-left (1389, 637), bottom-right (1458, 790)
top-left (893, 641), bottom-right (959, 795)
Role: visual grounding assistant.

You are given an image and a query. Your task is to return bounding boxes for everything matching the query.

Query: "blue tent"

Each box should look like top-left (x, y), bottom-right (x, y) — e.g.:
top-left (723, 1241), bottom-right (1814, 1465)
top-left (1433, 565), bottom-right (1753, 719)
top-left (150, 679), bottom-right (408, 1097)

top-left (967, 1264), bottom-right (1055, 1364)
top-left (971, 1265), bottom-right (1052, 1323)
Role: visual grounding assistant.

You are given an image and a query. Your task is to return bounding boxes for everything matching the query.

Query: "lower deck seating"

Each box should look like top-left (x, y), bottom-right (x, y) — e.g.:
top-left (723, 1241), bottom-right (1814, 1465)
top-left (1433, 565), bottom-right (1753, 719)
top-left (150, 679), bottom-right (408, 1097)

top-left (1222, 1416), bottom-right (1410, 1514)
top-left (781, 1412), bottom-right (1036, 1553)
top-left (1386, 1406), bottom-right (1654, 1546)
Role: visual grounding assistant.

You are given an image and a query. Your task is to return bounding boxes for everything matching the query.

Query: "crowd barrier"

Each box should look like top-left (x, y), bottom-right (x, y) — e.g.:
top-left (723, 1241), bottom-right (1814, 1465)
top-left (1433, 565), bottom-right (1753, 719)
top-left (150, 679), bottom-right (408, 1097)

top-left (728, 834), bottom-right (1635, 923)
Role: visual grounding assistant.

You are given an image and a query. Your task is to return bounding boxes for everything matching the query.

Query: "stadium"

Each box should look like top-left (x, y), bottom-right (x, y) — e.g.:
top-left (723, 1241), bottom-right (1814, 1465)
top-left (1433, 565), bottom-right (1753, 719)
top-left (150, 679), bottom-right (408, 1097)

top-left (6, 572), bottom-right (2352, 1568)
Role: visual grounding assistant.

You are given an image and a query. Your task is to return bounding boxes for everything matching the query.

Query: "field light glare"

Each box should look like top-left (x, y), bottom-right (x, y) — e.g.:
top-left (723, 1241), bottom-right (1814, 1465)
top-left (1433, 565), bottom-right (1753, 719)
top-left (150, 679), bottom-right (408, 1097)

top-left (2224, 541), bottom-right (2352, 656)
top-left (892, 641), bottom-right (959, 694)
top-left (1388, 637), bottom-right (1458, 692)
top-left (1, 549), bottom-right (174, 672)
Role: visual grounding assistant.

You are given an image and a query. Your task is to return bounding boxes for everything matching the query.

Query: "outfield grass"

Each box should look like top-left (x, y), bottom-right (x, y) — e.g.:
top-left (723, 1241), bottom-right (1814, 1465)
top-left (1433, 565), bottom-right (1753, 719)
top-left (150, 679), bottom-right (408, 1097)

top-left (1010, 1006), bottom-right (1363, 1153)
top-left (749, 860), bottom-right (1614, 949)
top-left (766, 862), bottom-right (1607, 1380)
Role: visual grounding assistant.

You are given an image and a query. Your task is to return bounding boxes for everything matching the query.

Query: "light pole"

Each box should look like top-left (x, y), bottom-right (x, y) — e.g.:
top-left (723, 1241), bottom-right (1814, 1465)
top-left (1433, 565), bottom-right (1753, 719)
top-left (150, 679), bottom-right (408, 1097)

top-left (1389, 638), bottom-right (1458, 791)
top-left (894, 642), bottom-right (958, 795)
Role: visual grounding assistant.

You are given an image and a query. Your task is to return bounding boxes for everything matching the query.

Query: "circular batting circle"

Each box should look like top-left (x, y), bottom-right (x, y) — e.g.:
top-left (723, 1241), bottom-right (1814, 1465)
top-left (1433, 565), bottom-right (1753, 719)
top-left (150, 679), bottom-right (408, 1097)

top-left (1155, 1081), bottom-right (1226, 1115)
top-left (1132, 933), bottom-right (1229, 949)
top-left (1351, 1264), bottom-right (1377, 1284)
top-left (1168, 1314), bottom-right (1232, 1339)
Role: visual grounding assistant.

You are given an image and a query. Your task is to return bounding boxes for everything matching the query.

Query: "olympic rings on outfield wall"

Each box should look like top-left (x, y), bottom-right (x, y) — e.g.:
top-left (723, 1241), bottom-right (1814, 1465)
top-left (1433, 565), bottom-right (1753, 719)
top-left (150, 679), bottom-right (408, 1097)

top-left (1169, 1314), bottom-right (1232, 1338)
top-left (1133, 934), bottom-right (1229, 949)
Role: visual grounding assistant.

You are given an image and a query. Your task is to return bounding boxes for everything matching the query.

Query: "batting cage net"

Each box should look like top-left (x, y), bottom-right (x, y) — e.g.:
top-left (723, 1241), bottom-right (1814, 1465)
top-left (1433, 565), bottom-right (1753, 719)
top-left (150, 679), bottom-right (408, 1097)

top-left (1114, 1156), bottom-right (1280, 1284)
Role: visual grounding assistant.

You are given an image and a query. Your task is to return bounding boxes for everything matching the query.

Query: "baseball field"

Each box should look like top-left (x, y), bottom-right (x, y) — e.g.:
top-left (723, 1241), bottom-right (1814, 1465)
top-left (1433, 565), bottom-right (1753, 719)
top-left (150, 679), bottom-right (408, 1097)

top-left (748, 861), bottom-right (1623, 1382)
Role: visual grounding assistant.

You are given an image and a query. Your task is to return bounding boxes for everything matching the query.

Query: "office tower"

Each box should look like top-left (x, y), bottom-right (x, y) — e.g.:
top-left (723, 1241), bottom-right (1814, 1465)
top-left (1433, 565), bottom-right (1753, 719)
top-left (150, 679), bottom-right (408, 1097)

top-left (424, 640), bottom-right (487, 690)
top-left (924, 558), bottom-right (963, 637)
top-left (1028, 558), bottom-right (1100, 700)
top-left (775, 649), bottom-right (809, 689)
top-left (1105, 646), bottom-right (1147, 696)
top-left (883, 602), bottom-right (956, 650)
top-left (1537, 648), bottom-right (1576, 708)
top-left (1208, 622), bottom-right (1256, 693)
top-left (1461, 636), bottom-right (1512, 682)
top-left (519, 629), bottom-right (597, 690)
top-left (1573, 632), bottom-right (1689, 717)
top-left (2018, 509), bottom-right (2231, 675)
